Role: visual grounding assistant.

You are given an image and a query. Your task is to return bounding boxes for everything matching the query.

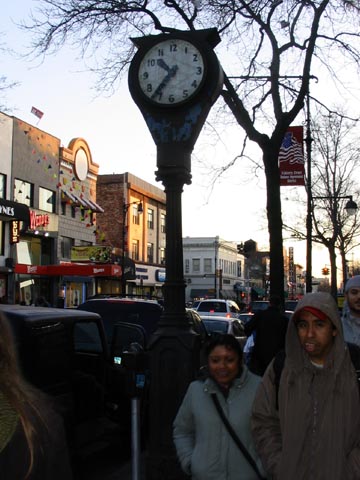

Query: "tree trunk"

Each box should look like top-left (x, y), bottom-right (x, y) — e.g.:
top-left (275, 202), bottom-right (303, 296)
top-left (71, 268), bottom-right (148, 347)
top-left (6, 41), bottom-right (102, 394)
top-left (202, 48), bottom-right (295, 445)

top-left (329, 246), bottom-right (337, 299)
top-left (262, 145), bottom-right (285, 304)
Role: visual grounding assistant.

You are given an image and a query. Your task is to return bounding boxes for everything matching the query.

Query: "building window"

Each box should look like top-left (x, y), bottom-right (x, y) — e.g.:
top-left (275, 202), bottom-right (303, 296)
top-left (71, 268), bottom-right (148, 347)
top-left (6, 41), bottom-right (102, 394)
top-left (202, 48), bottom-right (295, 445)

top-left (60, 236), bottom-right (74, 259)
top-left (132, 240), bottom-right (140, 260)
top-left (192, 258), bottom-right (200, 273)
top-left (185, 259), bottom-right (190, 274)
top-left (0, 174), bottom-right (6, 199)
top-left (132, 204), bottom-right (141, 225)
top-left (147, 208), bottom-right (154, 229)
top-left (160, 248), bottom-right (165, 265)
top-left (39, 187), bottom-right (56, 213)
top-left (147, 242), bottom-right (154, 263)
top-left (204, 258), bottom-right (212, 273)
top-left (14, 179), bottom-right (33, 206)
top-left (160, 213), bottom-right (166, 233)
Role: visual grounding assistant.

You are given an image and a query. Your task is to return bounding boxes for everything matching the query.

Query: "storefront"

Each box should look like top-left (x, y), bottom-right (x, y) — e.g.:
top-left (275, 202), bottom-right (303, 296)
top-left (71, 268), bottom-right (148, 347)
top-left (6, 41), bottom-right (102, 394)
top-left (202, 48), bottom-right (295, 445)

top-left (14, 262), bottom-right (123, 308)
top-left (0, 198), bottom-right (30, 303)
top-left (130, 264), bottom-right (166, 298)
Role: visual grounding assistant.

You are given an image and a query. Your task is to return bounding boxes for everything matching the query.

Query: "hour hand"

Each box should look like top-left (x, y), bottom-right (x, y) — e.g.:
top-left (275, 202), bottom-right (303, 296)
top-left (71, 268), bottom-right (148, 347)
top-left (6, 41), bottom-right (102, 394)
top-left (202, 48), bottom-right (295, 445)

top-left (151, 65), bottom-right (178, 100)
top-left (157, 59), bottom-right (171, 72)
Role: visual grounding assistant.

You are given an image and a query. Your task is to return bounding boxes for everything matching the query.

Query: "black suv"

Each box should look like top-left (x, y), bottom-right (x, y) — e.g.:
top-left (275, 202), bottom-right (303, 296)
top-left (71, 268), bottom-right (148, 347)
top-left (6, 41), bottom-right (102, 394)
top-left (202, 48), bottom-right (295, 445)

top-left (0, 304), bottom-right (138, 458)
top-left (78, 297), bottom-right (208, 346)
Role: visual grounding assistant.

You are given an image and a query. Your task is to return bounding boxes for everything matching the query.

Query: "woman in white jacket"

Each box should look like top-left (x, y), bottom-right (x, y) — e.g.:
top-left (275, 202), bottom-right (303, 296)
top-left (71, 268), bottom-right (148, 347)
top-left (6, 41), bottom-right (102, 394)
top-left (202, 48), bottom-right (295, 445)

top-left (173, 334), bottom-right (265, 480)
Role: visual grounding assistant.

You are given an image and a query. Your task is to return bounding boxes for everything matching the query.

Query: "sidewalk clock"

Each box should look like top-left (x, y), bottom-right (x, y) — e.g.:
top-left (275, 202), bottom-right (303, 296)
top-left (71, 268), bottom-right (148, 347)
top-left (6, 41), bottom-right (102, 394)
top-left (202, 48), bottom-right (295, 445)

top-left (128, 29), bottom-right (224, 169)
top-left (128, 30), bottom-right (224, 480)
top-left (136, 38), bottom-right (206, 106)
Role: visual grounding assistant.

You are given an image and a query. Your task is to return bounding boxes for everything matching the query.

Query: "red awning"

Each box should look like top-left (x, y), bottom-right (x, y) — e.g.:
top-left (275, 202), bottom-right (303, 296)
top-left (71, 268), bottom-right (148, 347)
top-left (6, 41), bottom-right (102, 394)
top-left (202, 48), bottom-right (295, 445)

top-left (14, 263), bottom-right (122, 277)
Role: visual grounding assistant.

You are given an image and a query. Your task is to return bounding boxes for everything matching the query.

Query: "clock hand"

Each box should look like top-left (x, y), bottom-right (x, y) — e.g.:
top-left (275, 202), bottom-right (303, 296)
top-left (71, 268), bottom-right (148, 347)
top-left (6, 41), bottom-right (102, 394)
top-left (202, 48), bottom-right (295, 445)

top-left (151, 65), bottom-right (178, 100)
top-left (157, 59), bottom-right (171, 72)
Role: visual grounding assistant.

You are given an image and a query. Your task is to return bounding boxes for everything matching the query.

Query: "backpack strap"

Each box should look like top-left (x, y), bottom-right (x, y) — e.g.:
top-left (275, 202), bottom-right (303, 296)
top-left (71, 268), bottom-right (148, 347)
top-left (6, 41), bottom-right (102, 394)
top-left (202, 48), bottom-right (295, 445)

top-left (347, 342), bottom-right (360, 396)
top-left (273, 349), bottom-right (286, 410)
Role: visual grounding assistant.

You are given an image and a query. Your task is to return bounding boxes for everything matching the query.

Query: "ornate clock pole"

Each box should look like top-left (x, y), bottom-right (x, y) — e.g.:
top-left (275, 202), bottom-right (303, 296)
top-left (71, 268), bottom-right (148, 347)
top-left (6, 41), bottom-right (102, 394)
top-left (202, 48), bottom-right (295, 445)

top-left (128, 28), bottom-right (223, 479)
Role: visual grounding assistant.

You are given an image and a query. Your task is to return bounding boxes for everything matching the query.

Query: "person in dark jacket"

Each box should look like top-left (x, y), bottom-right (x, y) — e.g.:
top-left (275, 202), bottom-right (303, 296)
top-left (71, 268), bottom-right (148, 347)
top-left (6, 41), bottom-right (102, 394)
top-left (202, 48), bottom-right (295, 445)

top-left (0, 311), bottom-right (73, 479)
top-left (245, 295), bottom-right (288, 376)
top-left (251, 292), bottom-right (360, 479)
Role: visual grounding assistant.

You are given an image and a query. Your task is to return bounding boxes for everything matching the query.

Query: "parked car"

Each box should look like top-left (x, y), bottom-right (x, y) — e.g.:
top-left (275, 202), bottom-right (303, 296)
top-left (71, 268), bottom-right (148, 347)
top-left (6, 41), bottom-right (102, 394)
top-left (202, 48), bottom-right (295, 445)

top-left (0, 304), bottom-right (133, 458)
top-left (250, 300), bottom-right (269, 313)
top-left (238, 312), bottom-right (254, 324)
top-left (200, 315), bottom-right (247, 347)
top-left (285, 300), bottom-right (298, 311)
top-left (195, 299), bottom-right (241, 318)
top-left (78, 297), bottom-right (208, 346)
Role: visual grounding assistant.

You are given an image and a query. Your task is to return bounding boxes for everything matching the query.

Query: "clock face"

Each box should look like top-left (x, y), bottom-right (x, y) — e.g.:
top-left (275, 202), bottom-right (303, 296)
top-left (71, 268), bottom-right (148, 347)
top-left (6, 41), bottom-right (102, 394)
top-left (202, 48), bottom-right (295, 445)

top-left (74, 148), bottom-right (89, 181)
top-left (138, 38), bottom-right (206, 106)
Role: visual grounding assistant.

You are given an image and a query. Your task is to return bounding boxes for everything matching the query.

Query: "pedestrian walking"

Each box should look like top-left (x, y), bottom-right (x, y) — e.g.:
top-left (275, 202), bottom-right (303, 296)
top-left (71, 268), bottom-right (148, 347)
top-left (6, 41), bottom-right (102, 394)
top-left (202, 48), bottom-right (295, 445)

top-left (251, 292), bottom-right (360, 479)
top-left (0, 311), bottom-right (73, 479)
top-left (342, 275), bottom-right (360, 347)
top-left (245, 295), bottom-right (288, 376)
top-left (173, 334), bottom-right (266, 480)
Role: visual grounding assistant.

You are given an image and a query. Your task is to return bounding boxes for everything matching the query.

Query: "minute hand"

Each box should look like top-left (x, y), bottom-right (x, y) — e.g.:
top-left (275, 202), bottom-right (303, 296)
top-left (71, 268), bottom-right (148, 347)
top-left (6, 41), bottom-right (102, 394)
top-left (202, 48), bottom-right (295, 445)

top-left (151, 65), bottom-right (178, 100)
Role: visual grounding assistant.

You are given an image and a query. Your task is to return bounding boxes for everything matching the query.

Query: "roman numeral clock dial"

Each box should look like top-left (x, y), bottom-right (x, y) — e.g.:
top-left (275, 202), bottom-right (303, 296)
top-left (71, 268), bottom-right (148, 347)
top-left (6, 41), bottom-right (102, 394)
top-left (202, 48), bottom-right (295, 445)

top-left (137, 39), bottom-right (206, 106)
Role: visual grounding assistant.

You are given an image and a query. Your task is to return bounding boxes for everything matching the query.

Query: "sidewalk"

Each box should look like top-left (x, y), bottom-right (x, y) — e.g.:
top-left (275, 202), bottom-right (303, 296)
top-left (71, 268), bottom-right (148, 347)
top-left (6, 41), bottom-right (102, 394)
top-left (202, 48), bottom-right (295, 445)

top-left (107, 452), bottom-right (146, 480)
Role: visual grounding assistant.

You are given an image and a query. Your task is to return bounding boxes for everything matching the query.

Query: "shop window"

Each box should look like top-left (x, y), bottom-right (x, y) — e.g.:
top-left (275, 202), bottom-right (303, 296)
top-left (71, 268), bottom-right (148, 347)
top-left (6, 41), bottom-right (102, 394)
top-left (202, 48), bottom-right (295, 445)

top-left (14, 179), bottom-right (33, 207)
top-left (185, 259), bottom-right (190, 274)
top-left (132, 204), bottom-right (141, 225)
top-left (147, 209), bottom-right (154, 229)
top-left (39, 187), bottom-right (56, 213)
top-left (192, 258), bottom-right (200, 273)
top-left (61, 236), bottom-right (74, 259)
top-left (132, 240), bottom-right (140, 261)
top-left (160, 213), bottom-right (166, 233)
top-left (204, 258), bottom-right (212, 273)
top-left (0, 174), bottom-right (5, 199)
top-left (160, 248), bottom-right (165, 265)
top-left (147, 242), bottom-right (154, 263)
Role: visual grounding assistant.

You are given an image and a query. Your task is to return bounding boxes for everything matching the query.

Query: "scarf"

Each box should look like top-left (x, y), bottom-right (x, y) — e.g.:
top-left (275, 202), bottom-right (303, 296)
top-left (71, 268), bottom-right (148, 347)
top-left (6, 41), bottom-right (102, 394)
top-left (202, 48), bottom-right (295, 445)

top-left (0, 391), bottom-right (19, 453)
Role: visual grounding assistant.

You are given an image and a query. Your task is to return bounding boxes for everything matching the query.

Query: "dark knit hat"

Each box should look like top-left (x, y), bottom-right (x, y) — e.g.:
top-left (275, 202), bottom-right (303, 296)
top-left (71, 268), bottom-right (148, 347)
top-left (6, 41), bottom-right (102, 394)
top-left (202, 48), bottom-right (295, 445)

top-left (345, 276), bottom-right (360, 293)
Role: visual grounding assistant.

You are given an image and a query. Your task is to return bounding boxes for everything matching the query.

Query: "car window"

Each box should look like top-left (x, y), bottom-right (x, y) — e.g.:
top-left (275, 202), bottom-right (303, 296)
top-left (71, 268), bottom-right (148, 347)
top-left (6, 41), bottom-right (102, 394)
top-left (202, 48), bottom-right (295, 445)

top-left (197, 301), bottom-right (227, 313)
top-left (73, 322), bottom-right (104, 353)
top-left (203, 320), bottom-right (228, 334)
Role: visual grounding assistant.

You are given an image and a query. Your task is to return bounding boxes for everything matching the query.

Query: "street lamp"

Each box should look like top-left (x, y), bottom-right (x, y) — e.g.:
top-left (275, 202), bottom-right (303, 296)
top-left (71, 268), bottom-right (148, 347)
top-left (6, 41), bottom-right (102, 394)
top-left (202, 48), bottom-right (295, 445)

top-left (121, 200), bottom-right (143, 296)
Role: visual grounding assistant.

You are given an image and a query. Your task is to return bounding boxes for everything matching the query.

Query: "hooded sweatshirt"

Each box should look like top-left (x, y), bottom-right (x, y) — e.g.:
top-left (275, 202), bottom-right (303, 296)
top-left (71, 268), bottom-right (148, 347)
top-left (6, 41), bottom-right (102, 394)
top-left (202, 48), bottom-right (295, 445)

top-left (251, 292), bottom-right (360, 480)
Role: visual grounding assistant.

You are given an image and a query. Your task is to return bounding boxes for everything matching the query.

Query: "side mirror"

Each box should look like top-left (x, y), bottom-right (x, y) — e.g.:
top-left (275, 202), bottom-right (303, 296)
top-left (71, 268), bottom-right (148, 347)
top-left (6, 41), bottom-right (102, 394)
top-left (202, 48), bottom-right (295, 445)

top-left (111, 322), bottom-right (146, 366)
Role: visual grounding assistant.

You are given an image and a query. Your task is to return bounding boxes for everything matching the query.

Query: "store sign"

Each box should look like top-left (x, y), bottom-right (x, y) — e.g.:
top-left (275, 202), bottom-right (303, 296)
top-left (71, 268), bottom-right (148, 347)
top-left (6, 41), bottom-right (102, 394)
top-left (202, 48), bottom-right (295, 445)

top-left (29, 210), bottom-right (50, 229)
top-left (71, 246), bottom-right (112, 263)
top-left (155, 269), bottom-right (166, 282)
top-left (10, 221), bottom-right (20, 244)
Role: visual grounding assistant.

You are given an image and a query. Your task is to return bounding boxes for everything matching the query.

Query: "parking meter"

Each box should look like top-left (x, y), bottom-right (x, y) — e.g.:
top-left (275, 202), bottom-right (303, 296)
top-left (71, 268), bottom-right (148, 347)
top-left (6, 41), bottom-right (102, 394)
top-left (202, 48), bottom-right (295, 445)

top-left (122, 342), bottom-right (147, 398)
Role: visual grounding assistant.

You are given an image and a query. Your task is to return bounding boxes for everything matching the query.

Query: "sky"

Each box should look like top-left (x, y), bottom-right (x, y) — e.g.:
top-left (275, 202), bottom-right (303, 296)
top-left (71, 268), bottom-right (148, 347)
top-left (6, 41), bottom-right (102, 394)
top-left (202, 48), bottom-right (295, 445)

top-left (1, 0), bottom-right (354, 278)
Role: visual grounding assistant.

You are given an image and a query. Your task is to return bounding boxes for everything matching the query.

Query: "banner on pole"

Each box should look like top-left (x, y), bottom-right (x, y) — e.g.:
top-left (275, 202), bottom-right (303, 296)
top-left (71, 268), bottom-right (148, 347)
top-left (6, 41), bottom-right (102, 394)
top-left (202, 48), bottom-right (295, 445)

top-left (279, 126), bottom-right (305, 186)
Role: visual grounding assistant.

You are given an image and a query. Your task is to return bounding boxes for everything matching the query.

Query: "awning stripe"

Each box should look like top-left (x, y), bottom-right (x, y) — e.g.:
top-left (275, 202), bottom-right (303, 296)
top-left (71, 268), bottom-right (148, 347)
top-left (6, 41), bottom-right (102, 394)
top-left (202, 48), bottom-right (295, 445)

top-left (61, 190), bottom-right (104, 213)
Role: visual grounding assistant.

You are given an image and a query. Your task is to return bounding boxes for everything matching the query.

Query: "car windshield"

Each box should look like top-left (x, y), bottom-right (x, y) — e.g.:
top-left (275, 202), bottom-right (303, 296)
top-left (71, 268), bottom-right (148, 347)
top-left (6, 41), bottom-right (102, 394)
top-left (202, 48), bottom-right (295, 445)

top-left (203, 320), bottom-right (228, 333)
top-left (197, 301), bottom-right (227, 313)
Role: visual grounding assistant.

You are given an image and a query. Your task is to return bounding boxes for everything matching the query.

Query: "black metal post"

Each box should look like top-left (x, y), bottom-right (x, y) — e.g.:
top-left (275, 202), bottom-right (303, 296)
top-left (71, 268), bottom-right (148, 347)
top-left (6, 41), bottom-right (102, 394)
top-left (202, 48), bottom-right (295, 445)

top-left (146, 156), bottom-right (200, 480)
top-left (121, 204), bottom-right (128, 296)
top-left (305, 90), bottom-right (313, 293)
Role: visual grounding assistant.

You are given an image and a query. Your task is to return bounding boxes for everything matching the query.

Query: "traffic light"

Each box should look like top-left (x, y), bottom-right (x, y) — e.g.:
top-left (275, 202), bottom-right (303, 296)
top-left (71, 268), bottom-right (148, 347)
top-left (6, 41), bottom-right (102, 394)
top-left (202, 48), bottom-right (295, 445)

top-left (322, 267), bottom-right (330, 275)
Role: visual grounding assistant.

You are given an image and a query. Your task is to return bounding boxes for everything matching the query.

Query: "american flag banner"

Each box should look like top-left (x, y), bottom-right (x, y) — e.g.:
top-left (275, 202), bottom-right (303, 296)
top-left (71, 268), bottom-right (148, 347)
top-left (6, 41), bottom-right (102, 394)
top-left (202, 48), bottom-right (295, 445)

top-left (30, 106), bottom-right (44, 120)
top-left (279, 126), bottom-right (305, 186)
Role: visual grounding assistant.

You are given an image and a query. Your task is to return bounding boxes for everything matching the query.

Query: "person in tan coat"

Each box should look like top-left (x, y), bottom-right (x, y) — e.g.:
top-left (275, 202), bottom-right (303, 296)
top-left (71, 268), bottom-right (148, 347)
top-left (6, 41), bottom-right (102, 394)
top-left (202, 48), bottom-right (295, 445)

top-left (251, 292), bottom-right (360, 480)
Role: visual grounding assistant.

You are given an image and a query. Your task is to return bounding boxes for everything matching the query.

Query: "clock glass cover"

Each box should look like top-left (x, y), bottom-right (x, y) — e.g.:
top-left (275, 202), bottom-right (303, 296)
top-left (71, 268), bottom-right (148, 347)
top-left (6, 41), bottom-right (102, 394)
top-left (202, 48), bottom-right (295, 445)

top-left (74, 148), bottom-right (89, 181)
top-left (138, 38), bottom-right (205, 105)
